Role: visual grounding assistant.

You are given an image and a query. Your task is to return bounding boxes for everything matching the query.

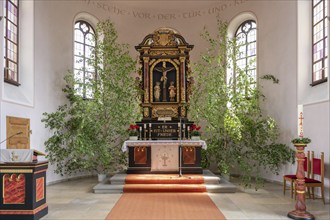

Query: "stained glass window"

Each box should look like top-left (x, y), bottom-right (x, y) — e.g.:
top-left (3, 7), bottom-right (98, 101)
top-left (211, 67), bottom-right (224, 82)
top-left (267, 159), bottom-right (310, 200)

top-left (3, 0), bottom-right (19, 85)
top-left (74, 21), bottom-right (96, 99)
top-left (312, 0), bottom-right (328, 85)
top-left (235, 20), bottom-right (257, 89)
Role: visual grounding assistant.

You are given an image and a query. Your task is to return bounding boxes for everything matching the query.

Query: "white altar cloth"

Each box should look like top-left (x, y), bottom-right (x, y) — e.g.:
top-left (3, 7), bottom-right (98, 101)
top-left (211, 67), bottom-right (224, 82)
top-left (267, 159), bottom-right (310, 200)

top-left (0, 149), bottom-right (34, 162)
top-left (122, 140), bottom-right (207, 152)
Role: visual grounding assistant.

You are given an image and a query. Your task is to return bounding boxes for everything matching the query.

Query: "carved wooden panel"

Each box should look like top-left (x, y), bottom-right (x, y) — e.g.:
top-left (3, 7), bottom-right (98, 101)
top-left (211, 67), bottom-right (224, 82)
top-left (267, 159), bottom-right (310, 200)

top-left (6, 116), bottom-right (30, 149)
top-left (36, 177), bottom-right (45, 202)
top-left (3, 174), bottom-right (26, 204)
top-left (183, 146), bottom-right (195, 164)
top-left (134, 147), bottom-right (147, 164)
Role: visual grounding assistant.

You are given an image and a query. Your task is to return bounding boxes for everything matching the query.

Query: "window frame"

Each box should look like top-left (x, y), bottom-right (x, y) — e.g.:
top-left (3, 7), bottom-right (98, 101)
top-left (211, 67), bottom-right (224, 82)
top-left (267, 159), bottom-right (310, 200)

top-left (233, 20), bottom-right (257, 91)
top-left (311, 0), bottom-right (328, 86)
top-left (3, 0), bottom-right (20, 86)
top-left (73, 20), bottom-right (96, 99)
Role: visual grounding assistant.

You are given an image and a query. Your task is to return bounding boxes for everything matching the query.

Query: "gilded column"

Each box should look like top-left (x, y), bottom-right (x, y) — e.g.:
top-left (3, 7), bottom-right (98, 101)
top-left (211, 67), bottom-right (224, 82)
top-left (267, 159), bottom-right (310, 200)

top-left (143, 56), bottom-right (150, 118)
top-left (179, 56), bottom-right (186, 103)
top-left (143, 56), bottom-right (150, 103)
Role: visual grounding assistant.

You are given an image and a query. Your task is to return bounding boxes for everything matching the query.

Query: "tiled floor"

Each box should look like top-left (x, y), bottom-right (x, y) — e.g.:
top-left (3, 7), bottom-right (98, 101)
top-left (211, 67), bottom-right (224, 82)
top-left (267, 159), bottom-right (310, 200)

top-left (44, 176), bottom-right (329, 220)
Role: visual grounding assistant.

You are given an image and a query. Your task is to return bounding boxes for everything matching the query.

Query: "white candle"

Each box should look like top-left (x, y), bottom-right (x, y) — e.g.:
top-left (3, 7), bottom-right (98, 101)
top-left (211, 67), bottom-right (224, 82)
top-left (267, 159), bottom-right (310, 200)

top-left (178, 123), bottom-right (181, 127)
top-left (149, 123), bottom-right (151, 128)
top-left (144, 124), bottom-right (146, 129)
top-left (298, 105), bottom-right (304, 137)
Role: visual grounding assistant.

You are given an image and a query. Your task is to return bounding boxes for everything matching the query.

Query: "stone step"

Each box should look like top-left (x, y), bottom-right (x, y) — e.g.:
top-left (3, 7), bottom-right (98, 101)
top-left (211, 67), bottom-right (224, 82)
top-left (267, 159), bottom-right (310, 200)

top-left (123, 184), bottom-right (206, 193)
top-left (93, 170), bottom-right (237, 194)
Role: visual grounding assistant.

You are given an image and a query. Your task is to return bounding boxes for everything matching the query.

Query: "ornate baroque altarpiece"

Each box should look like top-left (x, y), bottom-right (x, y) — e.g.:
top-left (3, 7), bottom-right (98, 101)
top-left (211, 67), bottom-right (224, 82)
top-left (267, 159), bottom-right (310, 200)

top-left (135, 27), bottom-right (194, 120)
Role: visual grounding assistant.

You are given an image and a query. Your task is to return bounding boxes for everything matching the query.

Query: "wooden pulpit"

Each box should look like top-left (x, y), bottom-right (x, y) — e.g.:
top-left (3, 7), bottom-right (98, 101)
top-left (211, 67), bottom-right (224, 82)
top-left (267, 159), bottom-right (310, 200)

top-left (0, 160), bottom-right (48, 220)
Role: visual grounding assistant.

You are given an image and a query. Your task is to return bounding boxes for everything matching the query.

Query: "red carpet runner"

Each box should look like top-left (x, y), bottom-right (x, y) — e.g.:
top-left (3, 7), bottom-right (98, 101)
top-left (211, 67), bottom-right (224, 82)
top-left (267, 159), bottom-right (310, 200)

top-left (105, 174), bottom-right (227, 220)
top-left (123, 174), bottom-right (207, 193)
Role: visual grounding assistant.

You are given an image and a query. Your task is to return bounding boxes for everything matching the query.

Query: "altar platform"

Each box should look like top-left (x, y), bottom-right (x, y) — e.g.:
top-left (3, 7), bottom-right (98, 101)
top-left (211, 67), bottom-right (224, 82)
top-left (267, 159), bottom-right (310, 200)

top-left (93, 170), bottom-right (237, 194)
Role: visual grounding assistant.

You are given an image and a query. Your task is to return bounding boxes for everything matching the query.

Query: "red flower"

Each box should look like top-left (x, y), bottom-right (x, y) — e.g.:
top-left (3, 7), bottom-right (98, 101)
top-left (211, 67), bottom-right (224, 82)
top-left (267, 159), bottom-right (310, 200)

top-left (128, 124), bottom-right (140, 136)
top-left (189, 124), bottom-right (202, 136)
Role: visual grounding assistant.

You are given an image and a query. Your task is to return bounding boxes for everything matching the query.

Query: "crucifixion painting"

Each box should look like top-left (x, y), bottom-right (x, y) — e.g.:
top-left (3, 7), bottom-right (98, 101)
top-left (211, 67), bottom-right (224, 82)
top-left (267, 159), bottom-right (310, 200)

top-left (154, 62), bottom-right (175, 102)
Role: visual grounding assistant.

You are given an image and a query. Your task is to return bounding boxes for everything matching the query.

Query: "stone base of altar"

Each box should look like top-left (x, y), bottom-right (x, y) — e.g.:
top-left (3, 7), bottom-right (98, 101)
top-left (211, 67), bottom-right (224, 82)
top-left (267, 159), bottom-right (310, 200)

top-left (123, 140), bottom-right (207, 174)
top-left (93, 170), bottom-right (237, 194)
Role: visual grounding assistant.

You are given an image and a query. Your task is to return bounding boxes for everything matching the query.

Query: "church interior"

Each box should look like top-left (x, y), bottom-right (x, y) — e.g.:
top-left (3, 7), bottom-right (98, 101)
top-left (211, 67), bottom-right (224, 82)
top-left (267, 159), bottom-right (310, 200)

top-left (0, 0), bottom-right (329, 219)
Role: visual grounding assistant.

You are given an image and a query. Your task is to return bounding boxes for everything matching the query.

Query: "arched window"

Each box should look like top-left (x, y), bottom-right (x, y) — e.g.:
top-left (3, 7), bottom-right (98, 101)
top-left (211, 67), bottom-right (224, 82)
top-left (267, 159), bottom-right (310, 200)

top-left (3, 0), bottom-right (19, 86)
top-left (74, 20), bottom-right (96, 99)
top-left (312, 0), bottom-right (328, 85)
top-left (235, 20), bottom-right (257, 88)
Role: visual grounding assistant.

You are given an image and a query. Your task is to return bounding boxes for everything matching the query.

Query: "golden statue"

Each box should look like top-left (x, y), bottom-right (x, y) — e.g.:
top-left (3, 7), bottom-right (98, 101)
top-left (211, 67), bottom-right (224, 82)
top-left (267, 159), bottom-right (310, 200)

top-left (168, 81), bottom-right (176, 102)
top-left (154, 81), bottom-right (161, 102)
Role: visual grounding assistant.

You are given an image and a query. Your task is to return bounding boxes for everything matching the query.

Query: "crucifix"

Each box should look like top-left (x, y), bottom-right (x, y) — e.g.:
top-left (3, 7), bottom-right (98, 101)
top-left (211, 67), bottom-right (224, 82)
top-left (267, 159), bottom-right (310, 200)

top-left (154, 62), bottom-right (174, 102)
top-left (161, 153), bottom-right (169, 167)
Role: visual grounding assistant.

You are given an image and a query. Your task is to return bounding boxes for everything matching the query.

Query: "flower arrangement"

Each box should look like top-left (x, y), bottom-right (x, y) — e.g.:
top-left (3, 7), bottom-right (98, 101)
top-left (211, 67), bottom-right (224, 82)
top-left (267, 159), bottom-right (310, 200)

top-left (128, 124), bottom-right (140, 136)
top-left (291, 137), bottom-right (311, 145)
top-left (189, 124), bottom-right (201, 136)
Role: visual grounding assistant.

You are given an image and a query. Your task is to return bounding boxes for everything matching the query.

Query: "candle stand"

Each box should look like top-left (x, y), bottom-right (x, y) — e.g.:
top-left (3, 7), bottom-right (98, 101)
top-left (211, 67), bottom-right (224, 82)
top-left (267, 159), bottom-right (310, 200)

top-left (287, 144), bottom-right (314, 220)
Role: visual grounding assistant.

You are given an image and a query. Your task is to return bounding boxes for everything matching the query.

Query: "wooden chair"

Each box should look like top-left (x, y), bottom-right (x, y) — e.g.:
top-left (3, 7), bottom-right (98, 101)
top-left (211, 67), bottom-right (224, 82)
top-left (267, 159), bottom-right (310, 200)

top-left (283, 151), bottom-right (310, 198)
top-left (304, 151), bottom-right (325, 204)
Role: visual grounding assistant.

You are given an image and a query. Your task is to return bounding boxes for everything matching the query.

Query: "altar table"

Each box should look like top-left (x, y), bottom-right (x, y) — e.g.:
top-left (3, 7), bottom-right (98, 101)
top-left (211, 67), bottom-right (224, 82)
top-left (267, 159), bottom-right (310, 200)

top-left (123, 140), bottom-right (207, 174)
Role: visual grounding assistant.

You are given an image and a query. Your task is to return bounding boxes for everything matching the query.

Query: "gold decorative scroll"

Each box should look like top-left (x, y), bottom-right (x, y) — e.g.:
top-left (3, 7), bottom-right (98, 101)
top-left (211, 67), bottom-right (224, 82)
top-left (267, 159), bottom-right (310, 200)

top-left (149, 50), bottom-right (178, 56)
top-left (152, 28), bottom-right (177, 46)
top-left (180, 107), bottom-right (186, 117)
top-left (144, 107), bottom-right (149, 117)
top-left (152, 106), bottom-right (178, 118)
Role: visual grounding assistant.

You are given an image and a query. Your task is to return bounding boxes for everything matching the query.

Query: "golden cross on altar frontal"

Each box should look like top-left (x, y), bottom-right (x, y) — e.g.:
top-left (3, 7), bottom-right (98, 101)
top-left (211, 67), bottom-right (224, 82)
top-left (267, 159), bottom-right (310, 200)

top-left (161, 153), bottom-right (169, 167)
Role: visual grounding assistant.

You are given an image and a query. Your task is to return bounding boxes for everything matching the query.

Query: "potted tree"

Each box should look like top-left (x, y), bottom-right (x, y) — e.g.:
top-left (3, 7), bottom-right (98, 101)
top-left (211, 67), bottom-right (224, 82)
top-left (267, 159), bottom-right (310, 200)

top-left (42, 19), bottom-right (139, 180)
top-left (189, 20), bottom-right (295, 188)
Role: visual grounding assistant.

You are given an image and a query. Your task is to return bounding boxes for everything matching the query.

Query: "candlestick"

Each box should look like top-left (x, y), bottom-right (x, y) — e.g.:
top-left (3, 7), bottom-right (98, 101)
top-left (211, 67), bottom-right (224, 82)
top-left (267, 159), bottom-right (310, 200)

top-left (139, 126), bottom-right (142, 140)
top-left (288, 143), bottom-right (315, 220)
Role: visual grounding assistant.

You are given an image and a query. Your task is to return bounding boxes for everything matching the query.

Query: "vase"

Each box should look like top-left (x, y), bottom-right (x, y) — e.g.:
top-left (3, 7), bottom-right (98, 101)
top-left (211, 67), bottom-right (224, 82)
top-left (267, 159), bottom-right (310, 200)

top-left (191, 136), bottom-right (200, 140)
top-left (129, 136), bottom-right (138, 140)
top-left (97, 174), bottom-right (107, 182)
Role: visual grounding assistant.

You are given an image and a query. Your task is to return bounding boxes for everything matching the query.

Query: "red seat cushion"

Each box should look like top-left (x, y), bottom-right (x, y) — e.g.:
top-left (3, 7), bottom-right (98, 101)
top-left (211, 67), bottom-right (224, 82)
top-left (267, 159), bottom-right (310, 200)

top-left (304, 178), bottom-right (321, 183)
top-left (284, 175), bottom-right (297, 179)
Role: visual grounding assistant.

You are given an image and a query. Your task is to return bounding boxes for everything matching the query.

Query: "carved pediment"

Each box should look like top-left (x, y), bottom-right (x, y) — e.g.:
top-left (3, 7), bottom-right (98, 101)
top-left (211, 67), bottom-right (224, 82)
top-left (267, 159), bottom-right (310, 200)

top-left (152, 28), bottom-right (177, 46)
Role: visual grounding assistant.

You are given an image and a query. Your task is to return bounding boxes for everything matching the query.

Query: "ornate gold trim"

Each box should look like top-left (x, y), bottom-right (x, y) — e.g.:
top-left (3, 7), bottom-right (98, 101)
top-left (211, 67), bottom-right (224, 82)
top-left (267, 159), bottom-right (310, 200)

top-left (143, 107), bottom-right (149, 117)
top-left (152, 105), bottom-right (178, 118)
top-left (0, 169), bottom-right (33, 173)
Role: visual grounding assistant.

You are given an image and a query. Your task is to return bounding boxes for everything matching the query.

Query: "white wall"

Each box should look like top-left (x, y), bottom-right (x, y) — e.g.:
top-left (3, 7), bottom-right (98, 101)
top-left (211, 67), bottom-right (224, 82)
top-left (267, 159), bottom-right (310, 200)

top-left (0, 0), bottom-right (328, 198)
